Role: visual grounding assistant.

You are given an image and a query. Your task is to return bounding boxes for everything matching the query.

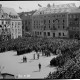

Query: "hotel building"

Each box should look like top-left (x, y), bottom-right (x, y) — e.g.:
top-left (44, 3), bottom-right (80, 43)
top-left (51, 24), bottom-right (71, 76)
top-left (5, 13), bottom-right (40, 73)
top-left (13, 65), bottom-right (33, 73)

top-left (32, 3), bottom-right (80, 38)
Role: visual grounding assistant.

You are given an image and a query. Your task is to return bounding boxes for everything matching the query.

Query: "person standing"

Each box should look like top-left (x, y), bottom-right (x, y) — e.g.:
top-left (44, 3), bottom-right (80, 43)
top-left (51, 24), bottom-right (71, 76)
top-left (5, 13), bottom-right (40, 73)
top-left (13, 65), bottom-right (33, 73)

top-left (38, 63), bottom-right (41, 72)
top-left (23, 56), bottom-right (27, 62)
top-left (33, 54), bottom-right (35, 60)
top-left (37, 52), bottom-right (40, 59)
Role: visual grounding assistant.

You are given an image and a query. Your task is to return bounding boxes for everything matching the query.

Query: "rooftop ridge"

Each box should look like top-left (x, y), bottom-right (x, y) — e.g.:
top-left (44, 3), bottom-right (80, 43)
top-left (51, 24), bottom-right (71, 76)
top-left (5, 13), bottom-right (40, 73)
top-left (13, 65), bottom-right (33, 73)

top-left (33, 3), bottom-right (79, 16)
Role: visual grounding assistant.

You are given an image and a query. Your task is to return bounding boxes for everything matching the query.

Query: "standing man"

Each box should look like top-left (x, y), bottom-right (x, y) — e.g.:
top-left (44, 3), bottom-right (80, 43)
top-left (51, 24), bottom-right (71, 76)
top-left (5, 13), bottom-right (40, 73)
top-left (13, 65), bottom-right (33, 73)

top-left (33, 54), bottom-right (35, 60)
top-left (38, 63), bottom-right (41, 72)
top-left (37, 52), bottom-right (40, 59)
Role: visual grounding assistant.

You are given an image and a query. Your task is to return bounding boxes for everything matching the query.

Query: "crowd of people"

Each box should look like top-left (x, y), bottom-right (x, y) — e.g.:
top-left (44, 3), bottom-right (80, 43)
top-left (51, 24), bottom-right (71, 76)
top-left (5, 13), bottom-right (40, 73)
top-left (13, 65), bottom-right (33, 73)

top-left (0, 37), bottom-right (79, 55)
top-left (0, 36), bottom-right (80, 78)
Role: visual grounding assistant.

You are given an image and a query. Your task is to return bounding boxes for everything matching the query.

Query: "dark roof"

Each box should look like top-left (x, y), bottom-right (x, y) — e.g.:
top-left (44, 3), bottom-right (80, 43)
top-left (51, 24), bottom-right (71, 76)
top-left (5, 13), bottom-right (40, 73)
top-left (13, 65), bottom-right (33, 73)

top-left (18, 10), bottom-right (36, 20)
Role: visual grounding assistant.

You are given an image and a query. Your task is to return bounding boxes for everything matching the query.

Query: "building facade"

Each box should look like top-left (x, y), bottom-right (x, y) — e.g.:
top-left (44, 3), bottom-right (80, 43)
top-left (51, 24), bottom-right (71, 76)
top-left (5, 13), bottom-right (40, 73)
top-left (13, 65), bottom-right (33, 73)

top-left (68, 12), bottom-right (80, 38)
top-left (0, 4), bottom-right (22, 40)
top-left (19, 10), bottom-right (36, 36)
top-left (32, 3), bottom-right (80, 38)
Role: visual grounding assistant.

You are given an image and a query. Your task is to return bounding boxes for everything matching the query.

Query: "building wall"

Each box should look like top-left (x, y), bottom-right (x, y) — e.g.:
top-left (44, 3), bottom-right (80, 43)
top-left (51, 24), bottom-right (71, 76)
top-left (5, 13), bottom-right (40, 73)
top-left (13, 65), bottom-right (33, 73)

top-left (11, 20), bottom-right (22, 39)
top-left (0, 4), bottom-right (22, 40)
top-left (19, 11), bottom-right (36, 37)
top-left (32, 13), bottom-right (69, 38)
top-left (68, 13), bottom-right (80, 38)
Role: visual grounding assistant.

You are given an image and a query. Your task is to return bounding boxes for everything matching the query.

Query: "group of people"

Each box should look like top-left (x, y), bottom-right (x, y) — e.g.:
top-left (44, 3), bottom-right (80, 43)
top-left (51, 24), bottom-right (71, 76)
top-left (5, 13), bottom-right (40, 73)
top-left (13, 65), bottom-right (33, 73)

top-left (22, 52), bottom-right (41, 72)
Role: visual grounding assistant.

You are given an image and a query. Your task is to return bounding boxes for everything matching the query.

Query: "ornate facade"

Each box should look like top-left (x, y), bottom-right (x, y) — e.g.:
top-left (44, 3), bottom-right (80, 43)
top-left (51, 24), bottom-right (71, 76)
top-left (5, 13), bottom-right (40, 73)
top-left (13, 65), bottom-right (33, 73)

top-left (0, 4), bottom-right (22, 40)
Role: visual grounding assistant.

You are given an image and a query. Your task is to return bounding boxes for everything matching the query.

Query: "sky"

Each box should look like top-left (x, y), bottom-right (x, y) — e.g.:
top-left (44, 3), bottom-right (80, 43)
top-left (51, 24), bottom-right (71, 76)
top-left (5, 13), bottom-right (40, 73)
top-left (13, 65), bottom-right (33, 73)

top-left (0, 1), bottom-right (80, 13)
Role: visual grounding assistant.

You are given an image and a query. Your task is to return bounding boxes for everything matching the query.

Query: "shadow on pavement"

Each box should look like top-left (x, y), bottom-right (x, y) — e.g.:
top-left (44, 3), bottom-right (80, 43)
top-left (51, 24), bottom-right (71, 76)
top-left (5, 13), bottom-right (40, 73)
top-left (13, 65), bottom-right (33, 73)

top-left (33, 70), bottom-right (39, 72)
top-left (18, 62), bottom-right (27, 63)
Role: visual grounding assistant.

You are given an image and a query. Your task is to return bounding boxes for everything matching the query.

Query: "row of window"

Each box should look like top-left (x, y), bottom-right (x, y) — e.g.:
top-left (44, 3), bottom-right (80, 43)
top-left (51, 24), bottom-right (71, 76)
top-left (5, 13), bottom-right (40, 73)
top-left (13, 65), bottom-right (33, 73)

top-left (33, 19), bottom-right (65, 25)
top-left (33, 14), bottom-right (66, 19)
top-left (69, 14), bottom-right (79, 19)
top-left (25, 21), bottom-right (31, 25)
top-left (9, 15), bottom-right (18, 19)
top-left (12, 22), bottom-right (21, 26)
top-left (35, 31), bottom-right (42, 35)
top-left (1, 14), bottom-right (18, 19)
top-left (34, 25), bottom-right (65, 30)
top-left (34, 31), bottom-right (66, 37)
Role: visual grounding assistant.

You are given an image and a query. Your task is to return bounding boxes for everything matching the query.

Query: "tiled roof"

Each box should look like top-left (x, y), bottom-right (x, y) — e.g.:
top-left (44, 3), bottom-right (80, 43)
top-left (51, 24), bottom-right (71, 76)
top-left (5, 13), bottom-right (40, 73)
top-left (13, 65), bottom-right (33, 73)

top-left (33, 3), bottom-right (80, 16)
top-left (2, 7), bottom-right (18, 16)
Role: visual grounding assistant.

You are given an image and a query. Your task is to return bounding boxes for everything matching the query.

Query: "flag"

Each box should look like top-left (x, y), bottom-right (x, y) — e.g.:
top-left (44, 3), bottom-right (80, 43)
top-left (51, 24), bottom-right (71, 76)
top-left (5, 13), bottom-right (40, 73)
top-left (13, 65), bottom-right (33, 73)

top-left (19, 6), bottom-right (22, 9)
top-left (38, 4), bottom-right (42, 7)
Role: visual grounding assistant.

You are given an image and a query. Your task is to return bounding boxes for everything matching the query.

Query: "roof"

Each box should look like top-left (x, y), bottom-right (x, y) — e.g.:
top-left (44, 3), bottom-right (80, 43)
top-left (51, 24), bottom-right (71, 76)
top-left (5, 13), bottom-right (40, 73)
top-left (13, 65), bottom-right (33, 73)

top-left (18, 10), bottom-right (36, 20)
top-left (33, 3), bottom-right (80, 16)
top-left (2, 7), bottom-right (18, 16)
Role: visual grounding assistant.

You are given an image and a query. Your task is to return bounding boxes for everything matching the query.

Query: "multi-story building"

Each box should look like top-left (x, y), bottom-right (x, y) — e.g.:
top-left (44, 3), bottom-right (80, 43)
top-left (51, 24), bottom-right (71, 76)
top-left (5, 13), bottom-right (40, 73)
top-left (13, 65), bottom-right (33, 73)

top-left (68, 9), bottom-right (80, 38)
top-left (18, 10), bottom-right (36, 36)
top-left (0, 4), bottom-right (22, 40)
top-left (32, 3), bottom-right (80, 38)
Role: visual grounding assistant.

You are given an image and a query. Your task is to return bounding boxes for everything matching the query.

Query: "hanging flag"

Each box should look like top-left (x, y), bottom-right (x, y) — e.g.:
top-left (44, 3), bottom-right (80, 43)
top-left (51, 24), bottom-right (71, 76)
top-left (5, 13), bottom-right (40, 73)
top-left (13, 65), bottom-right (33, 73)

top-left (19, 6), bottom-right (22, 9)
top-left (38, 4), bottom-right (42, 7)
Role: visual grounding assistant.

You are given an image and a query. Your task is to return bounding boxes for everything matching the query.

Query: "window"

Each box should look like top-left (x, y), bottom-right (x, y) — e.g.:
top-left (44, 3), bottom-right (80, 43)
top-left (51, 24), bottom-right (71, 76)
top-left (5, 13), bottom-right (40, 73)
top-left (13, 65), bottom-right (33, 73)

top-left (73, 15), bottom-right (76, 18)
top-left (44, 26), bottom-right (46, 30)
top-left (53, 33), bottom-right (55, 37)
top-left (2, 15), bottom-right (4, 18)
top-left (18, 22), bottom-right (20, 25)
top-left (44, 20), bottom-right (46, 24)
top-left (63, 25), bottom-right (65, 29)
top-left (2, 21), bottom-right (4, 24)
top-left (40, 12), bottom-right (42, 14)
top-left (63, 33), bottom-right (65, 36)
top-left (69, 15), bottom-right (72, 18)
top-left (48, 32), bottom-right (50, 36)
top-left (58, 26), bottom-right (60, 28)
top-left (44, 16), bottom-right (46, 18)
top-left (49, 20), bottom-right (50, 23)
top-left (59, 33), bottom-right (61, 36)
top-left (44, 32), bottom-right (46, 36)
top-left (34, 21), bottom-right (35, 24)
top-left (0, 25), bottom-right (2, 27)
top-left (12, 22), bottom-right (13, 25)
top-left (15, 22), bottom-right (17, 26)
top-left (53, 20), bottom-right (54, 23)
top-left (63, 20), bottom-right (65, 22)
top-left (6, 22), bottom-right (7, 24)
top-left (40, 32), bottom-right (41, 35)
top-left (62, 14), bottom-right (65, 17)
top-left (29, 22), bottom-right (30, 25)
top-left (35, 31), bottom-right (37, 35)
top-left (49, 26), bottom-right (50, 29)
